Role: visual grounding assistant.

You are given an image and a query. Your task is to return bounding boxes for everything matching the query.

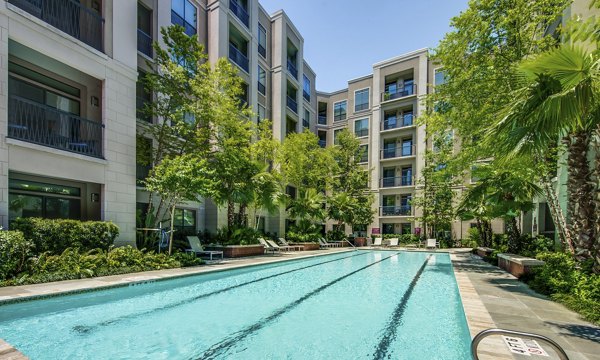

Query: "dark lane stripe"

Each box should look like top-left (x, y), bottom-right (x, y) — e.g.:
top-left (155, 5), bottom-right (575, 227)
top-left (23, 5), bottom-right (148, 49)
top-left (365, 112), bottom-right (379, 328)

top-left (195, 252), bottom-right (401, 360)
top-left (72, 252), bottom-right (367, 334)
top-left (372, 255), bottom-right (432, 360)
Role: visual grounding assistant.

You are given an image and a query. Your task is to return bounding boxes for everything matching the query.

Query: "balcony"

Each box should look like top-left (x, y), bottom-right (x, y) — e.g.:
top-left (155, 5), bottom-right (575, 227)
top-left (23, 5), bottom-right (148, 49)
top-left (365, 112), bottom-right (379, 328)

top-left (318, 115), bottom-right (327, 125)
top-left (287, 60), bottom-right (298, 79)
top-left (258, 43), bottom-right (266, 58)
top-left (382, 114), bottom-right (414, 131)
top-left (318, 140), bottom-right (326, 148)
top-left (380, 205), bottom-right (412, 216)
top-left (381, 84), bottom-right (417, 102)
top-left (380, 144), bottom-right (415, 159)
top-left (8, 95), bottom-right (104, 158)
top-left (303, 90), bottom-right (310, 102)
top-left (137, 29), bottom-right (153, 58)
top-left (286, 96), bottom-right (298, 113)
top-left (229, 43), bottom-right (249, 73)
top-left (8, 0), bottom-right (104, 52)
top-left (229, 0), bottom-right (249, 27)
top-left (380, 176), bottom-right (413, 188)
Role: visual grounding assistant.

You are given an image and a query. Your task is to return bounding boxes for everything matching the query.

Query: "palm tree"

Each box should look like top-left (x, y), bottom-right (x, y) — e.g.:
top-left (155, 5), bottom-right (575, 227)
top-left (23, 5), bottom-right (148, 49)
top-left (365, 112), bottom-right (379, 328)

top-left (490, 45), bottom-right (599, 262)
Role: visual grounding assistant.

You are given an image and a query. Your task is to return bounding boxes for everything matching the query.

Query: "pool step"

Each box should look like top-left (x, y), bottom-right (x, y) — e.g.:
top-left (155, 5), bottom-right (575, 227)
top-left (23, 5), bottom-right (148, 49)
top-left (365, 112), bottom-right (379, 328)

top-left (0, 339), bottom-right (28, 360)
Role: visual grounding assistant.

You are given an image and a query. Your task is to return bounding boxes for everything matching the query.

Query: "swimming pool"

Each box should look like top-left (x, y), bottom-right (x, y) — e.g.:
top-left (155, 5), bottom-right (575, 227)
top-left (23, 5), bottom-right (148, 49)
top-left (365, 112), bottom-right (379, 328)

top-left (0, 251), bottom-right (471, 359)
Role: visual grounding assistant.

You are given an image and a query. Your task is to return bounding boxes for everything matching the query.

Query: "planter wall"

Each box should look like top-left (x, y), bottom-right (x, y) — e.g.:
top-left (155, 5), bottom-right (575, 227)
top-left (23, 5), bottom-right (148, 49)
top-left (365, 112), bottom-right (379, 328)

top-left (205, 245), bottom-right (265, 258)
top-left (476, 247), bottom-right (494, 258)
top-left (497, 253), bottom-right (545, 278)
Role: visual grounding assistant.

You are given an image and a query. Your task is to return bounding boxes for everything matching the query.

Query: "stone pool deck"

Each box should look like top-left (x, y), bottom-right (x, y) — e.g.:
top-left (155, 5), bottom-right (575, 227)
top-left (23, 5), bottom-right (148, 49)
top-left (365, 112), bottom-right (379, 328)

top-left (1, 248), bottom-right (599, 360)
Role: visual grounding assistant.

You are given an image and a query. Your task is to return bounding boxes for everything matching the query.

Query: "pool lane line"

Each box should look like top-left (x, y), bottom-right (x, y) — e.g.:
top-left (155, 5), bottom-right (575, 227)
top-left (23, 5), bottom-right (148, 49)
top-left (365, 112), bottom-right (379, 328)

top-left (71, 251), bottom-right (368, 334)
top-left (371, 254), bottom-right (432, 360)
top-left (195, 252), bottom-right (402, 360)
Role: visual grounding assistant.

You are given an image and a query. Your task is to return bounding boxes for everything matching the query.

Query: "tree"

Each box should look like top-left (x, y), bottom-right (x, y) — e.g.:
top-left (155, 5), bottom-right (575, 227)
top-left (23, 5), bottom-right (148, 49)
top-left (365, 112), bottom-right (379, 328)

top-left (412, 131), bottom-right (458, 239)
top-left (144, 155), bottom-right (214, 255)
top-left (327, 130), bottom-right (375, 232)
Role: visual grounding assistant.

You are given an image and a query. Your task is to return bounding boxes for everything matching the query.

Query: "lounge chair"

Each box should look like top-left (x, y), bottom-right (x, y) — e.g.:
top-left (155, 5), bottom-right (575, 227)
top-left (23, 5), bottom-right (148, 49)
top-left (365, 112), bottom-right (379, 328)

top-left (185, 236), bottom-right (223, 261)
top-left (426, 238), bottom-right (438, 250)
top-left (259, 238), bottom-right (278, 254)
top-left (279, 238), bottom-right (304, 251)
top-left (323, 238), bottom-right (342, 248)
top-left (267, 239), bottom-right (296, 252)
top-left (318, 238), bottom-right (335, 249)
top-left (372, 237), bottom-right (382, 247)
top-left (388, 238), bottom-right (399, 247)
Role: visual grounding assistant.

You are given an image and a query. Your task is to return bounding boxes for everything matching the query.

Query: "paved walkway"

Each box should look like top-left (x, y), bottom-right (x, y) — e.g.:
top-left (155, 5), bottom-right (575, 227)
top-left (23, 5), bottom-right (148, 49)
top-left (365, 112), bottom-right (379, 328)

top-left (453, 251), bottom-right (600, 360)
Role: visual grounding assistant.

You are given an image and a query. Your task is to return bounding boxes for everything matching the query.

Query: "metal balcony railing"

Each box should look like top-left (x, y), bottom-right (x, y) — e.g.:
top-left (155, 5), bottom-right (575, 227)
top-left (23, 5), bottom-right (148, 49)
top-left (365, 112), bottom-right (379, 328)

top-left (303, 90), bottom-right (310, 102)
top-left (382, 114), bottom-right (414, 130)
top-left (381, 84), bottom-right (417, 102)
top-left (229, 0), bottom-right (249, 27)
top-left (137, 28), bottom-right (153, 58)
top-left (355, 129), bottom-right (369, 137)
top-left (380, 144), bottom-right (415, 159)
top-left (229, 43), bottom-right (249, 72)
top-left (8, 0), bottom-right (104, 52)
top-left (380, 176), bottom-right (413, 188)
top-left (286, 95), bottom-right (298, 113)
top-left (258, 43), bottom-right (266, 58)
top-left (8, 95), bottom-right (104, 158)
top-left (380, 205), bottom-right (412, 216)
top-left (318, 115), bottom-right (327, 125)
top-left (287, 60), bottom-right (298, 79)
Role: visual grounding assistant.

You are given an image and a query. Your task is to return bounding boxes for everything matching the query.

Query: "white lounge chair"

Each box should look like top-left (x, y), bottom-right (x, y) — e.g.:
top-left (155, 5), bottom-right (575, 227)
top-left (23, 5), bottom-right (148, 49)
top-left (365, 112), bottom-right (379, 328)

top-left (388, 238), bottom-right (399, 247)
top-left (318, 238), bottom-right (335, 249)
top-left (426, 238), bottom-right (438, 250)
top-left (186, 236), bottom-right (223, 261)
top-left (373, 237), bottom-right (382, 247)
top-left (279, 238), bottom-right (304, 251)
top-left (267, 239), bottom-right (295, 252)
top-left (259, 238), bottom-right (278, 254)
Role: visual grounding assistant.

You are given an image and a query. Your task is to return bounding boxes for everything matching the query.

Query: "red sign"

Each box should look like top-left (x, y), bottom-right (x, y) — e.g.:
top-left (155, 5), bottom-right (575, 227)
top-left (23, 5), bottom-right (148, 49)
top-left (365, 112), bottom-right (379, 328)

top-left (371, 228), bottom-right (381, 234)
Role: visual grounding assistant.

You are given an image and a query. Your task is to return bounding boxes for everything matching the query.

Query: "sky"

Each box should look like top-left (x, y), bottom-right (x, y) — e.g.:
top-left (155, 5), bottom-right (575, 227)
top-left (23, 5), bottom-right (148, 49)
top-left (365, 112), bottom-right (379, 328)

top-left (258, 0), bottom-right (470, 93)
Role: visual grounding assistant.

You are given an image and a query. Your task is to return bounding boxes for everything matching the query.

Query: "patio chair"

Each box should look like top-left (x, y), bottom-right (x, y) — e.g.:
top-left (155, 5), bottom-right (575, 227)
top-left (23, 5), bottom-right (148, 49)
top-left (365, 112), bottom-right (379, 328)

top-left (324, 238), bottom-right (342, 248)
top-left (267, 239), bottom-right (296, 252)
top-left (426, 238), bottom-right (438, 250)
top-left (278, 238), bottom-right (304, 251)
top-left (388, 238), bottom-right (399, 247)
top-left (372, 237), bottom-right (382, 247)
top-left (258, 238), bottom-right (279, 254)
top-left (318, 238), bottom-right (335, 249)
top-left (185, 236), bottom-right (223, 261)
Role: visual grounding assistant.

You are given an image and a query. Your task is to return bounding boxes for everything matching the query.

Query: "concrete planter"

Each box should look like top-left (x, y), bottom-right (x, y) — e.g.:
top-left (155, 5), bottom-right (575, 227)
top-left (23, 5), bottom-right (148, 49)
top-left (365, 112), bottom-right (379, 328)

top-left (497, 253), bottom-right (545, 278)
top-left (477, 247), bottom-right (494, 258)
top-left (294, 242), bottom-right (320, 251)
top-left (205, 245), bottom-right (265, 258)
top-left (354, 238), bottom-right (367, 247)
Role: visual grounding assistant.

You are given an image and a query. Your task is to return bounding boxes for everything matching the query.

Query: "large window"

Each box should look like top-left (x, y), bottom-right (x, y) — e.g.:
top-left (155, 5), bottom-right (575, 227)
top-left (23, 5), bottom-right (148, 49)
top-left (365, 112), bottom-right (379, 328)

top-left (333, 100), bottom-right (347, 121)
top-left (303, 74), bottom-right (311, 102)
top-left (172, 0), bottom-right (197, 36)
top-left (257, 103), bottom-right (265, 124)
top-left (358, 145), bottom-right (368, 163)
top-left (434, 69), bottom-right (447, 87)
top-left (174, 208), bottom-right (196, 232)
top-left (303, 108), bottom-right (310, 128)
top-left (354, 118), bottom-right (369, 137)
top-left (354, 88), bottom-right (369, 112)
top-left (258, 24), bottom-right (267, 58)
top-left (334, 128), bottom-right (344, 145)
top-left (9, 179), bottom-right (82, 222)
top-left (258, 66), bottom-right (266, 95)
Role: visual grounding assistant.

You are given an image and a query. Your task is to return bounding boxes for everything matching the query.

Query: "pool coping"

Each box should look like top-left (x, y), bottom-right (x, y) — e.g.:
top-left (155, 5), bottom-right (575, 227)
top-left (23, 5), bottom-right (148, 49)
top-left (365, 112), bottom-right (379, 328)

top-left (0, 248), bottom-right (355, 305)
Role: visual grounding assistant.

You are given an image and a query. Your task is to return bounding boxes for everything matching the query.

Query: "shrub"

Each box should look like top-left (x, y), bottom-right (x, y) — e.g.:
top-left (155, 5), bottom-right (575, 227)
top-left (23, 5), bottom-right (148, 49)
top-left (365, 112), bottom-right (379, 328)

top-left (216, 226), bottom-right (261, 246)
top-left (11, 218), bottom-right (119, 254)
top-left (527, 252), bottom-right (579, 295)
top-left (325, 230), bottom-right (346, 242)
top-left (518, 235), bottom-right (555, 258)
top-left (400, 234), bottom-right (419, 244)
top-left (0, 230), bottom-right (34, 280)
top-left (466, 227), bottom-right (481, 247)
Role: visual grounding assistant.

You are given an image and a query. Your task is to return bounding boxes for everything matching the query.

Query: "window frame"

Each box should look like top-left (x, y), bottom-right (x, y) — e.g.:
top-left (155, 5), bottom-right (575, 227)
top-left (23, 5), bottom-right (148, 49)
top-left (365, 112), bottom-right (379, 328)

top-left (257, 65), bottom-right (266, 95)
top-left (258, 23), bottom-right (267, 58)
top-left (354, 118), bottom-right (369, 138)
top-left (354, 87), bottom-right (370, 112)
top-left (333, 100), bottom-right (347, 121)
top-left (171, 0), bottom-right (197, 36)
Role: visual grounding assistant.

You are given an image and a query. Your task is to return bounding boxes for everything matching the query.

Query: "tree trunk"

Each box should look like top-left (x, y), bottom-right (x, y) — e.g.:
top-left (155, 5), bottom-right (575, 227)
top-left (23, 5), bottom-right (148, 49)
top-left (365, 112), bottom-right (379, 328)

top-left (168, 204), bottom-right (175, 256)
top-left (482, 220), bottom-right (493, 248)
top-left (227, 200), bottom-right (235, 228)
top-left (566, 131), bottom-right (596, 261)
top-left (476, 218), bottom-right (484, 246)
top-left (592, 125), bottom-right (600, 273)
top-left (540, 175), bottom-right (573, 253)
top-left (238, 203), bottom-right (247, 226)
top-left (507, 216), bottom-right (521, 254)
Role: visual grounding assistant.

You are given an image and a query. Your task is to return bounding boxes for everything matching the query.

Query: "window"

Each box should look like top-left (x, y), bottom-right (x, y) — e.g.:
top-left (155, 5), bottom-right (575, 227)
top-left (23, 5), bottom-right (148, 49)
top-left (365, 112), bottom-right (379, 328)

top-left (172, 0), bottom-right (197, 36)
top-left (174, 208), bottom-right (196, 231)
top-left (354, 118), bottom-right (369, 137)
top-left (401, 223), bottom-right (412, 235)
top-left (8, 179), bottom-right (82, 222)
top-left (333, 100), bottom-right (347, 121)
top-left (256, 216), bottom-right (266, 233)
top-left (434, 69), bottom-right (447, 87)
top-left (354, 88), bottom-right (369, 112)
top-left (303, 108), bottom-right (310, 128)
top-left (382, 223), bottom-right (395, 235)
top-left (137, 137), bottom-right (152, 186)
top-left (303, 75), bottom-right (311, 102)
top-left (258, 66), bottom-right (266, 95)
top-left (258, 24), bottom-right (267, 58)
top-left (136, 70), bottom-right (152, 123)
top-left (358, 145), bottom-right (368, 163)
top-left (257, 104), bottom-right (265, 124)
top-left (334, 128), bottom-right (344, 145)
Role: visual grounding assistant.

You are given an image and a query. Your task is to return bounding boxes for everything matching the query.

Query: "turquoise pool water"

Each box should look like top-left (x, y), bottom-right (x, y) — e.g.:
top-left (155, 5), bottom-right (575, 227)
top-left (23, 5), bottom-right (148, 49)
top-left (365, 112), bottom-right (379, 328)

top-left (0, 251), bottom-right (471, 359)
